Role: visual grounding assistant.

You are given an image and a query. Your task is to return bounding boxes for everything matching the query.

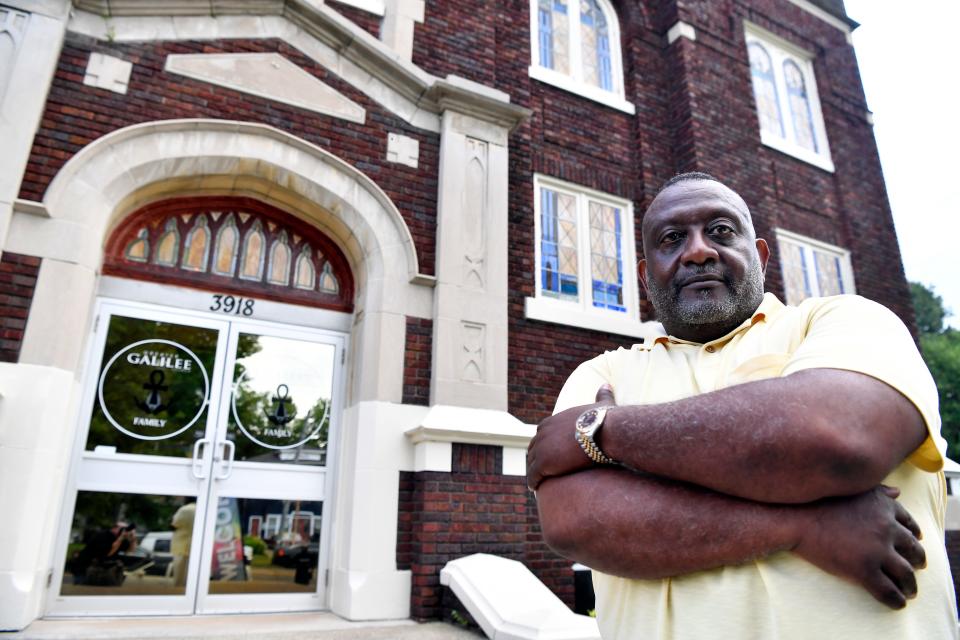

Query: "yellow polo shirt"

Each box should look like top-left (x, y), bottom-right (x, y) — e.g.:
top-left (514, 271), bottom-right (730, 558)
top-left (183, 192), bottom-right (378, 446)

top-left (554, 293), bottom-right (958, 640)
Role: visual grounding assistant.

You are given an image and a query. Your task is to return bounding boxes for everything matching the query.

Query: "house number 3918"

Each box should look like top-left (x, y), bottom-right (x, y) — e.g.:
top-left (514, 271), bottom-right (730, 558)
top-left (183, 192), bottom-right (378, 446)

top-left (210, 294), bottom-right (254, 316)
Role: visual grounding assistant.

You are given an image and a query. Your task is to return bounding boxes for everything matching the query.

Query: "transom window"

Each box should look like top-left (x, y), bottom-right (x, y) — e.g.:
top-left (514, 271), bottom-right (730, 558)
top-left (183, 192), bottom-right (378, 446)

top-left (529, 0), bottom-right (633, 114)
top-left (526, 175), bottom-right (644, 337)
top-left (104, 197), bottom-right (353, 311)
top-left (776, 229), bottom-right (854, 305)
top-left (745, 24), bottom-right (833, 172)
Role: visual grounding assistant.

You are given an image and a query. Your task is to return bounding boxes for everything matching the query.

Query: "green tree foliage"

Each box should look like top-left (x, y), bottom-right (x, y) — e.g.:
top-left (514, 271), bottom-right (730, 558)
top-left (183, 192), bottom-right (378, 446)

top-left (910, 281), bottom-right (947, 334)
top-left (910, 282), bottom-right (960, 455)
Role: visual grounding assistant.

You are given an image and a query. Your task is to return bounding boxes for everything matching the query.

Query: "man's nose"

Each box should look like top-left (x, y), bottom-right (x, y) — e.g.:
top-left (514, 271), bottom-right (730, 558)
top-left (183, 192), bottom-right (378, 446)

top-left (680, 230), bottom-right (719, 265)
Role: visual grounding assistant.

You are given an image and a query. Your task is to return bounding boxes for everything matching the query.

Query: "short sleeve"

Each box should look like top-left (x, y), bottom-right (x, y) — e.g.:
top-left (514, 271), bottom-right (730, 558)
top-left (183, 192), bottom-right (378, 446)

top-left (781, 295), bottom-right (944, 471)
top-left (554, 353), bottom-right (615, 415)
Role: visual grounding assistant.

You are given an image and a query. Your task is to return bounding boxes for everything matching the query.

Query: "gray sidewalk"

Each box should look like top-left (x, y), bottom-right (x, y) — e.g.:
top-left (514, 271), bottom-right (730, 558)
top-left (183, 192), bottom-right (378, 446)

top-left (2, 613), bottom-right (483, 640)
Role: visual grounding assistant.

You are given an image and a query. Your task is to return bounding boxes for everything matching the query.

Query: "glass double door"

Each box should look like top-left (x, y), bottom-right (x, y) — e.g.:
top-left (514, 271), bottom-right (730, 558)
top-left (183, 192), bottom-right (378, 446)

top-left (50, 300), bottom-right (345, 616)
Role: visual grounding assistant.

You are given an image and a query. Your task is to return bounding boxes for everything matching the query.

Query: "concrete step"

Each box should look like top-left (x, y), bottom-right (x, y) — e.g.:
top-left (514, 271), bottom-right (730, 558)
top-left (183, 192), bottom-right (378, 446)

top-left (3, 613), bottom-right (483, 640)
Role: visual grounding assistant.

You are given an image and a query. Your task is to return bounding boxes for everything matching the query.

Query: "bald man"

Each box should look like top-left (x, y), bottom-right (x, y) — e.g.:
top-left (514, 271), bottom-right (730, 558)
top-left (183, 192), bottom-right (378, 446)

top-left (527, 173), bottom-right (958, 639)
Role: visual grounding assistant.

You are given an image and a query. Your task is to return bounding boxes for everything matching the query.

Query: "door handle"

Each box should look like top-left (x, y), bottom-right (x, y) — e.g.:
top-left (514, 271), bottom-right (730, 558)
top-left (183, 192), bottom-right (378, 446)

top-left (215, 440), bottom-right (236, 480)
top-left (192, 438), bottom-right (211, 479)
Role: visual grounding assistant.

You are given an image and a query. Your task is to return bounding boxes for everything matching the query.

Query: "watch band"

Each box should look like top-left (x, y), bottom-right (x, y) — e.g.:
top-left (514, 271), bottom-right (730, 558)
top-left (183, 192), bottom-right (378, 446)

top-left (575, 406), bottom-right (617, 465)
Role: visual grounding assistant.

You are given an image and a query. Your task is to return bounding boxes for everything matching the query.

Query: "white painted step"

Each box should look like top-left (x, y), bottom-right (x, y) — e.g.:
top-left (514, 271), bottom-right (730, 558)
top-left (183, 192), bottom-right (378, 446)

top-left (440, 554), bottom-right (600, 640)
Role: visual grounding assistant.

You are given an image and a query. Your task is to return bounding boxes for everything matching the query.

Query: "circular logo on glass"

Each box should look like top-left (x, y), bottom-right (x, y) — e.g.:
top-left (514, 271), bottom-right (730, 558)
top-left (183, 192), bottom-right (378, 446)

top-left (231, 374), bottom-right (330, 450)
top-left (97, 339), bottom-right (210, 440)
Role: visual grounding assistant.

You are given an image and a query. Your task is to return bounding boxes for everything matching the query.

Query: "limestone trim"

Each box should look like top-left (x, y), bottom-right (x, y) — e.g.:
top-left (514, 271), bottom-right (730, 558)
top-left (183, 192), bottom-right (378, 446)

top-left (68, 1), bottom-right (530, 134)
top-left (41, 118), bottom-right (421, 282)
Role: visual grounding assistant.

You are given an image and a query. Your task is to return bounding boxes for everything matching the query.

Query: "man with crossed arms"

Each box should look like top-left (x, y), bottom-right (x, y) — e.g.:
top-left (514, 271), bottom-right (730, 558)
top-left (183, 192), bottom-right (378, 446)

top-left (527, 173), bottom-right (958, 639)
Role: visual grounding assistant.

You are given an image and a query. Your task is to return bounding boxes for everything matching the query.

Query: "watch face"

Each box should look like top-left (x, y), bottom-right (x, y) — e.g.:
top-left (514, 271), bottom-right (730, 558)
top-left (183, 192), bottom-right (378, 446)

top-left (577, 407), bottom-right (603, 433)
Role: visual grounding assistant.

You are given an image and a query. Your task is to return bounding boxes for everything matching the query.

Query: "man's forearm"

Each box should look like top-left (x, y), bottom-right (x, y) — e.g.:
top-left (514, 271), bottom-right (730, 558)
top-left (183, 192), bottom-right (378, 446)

top-left (537, 467), bottom-right (799, 579)
top-left (597, 369), bottom-right (926, 503)
top-left (537, 466), bottom-right (925, 609)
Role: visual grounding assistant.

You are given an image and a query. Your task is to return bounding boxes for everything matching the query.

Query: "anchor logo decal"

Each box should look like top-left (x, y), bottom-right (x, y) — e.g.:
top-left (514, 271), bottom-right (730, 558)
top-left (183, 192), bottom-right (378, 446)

top-left (135, 369), bottom-right (168, 414)
top-left (265, 384), bottom-right (296, 426)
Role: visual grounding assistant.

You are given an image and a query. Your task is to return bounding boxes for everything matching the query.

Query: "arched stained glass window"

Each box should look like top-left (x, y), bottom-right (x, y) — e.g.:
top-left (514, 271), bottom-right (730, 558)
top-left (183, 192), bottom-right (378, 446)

top-left (294, 246), bottom-right (316, 290)
top-left (181, 214), bottom-right (210, 272)
top-left (212, 214), bottom-right (239, 277)
top-left (784, 59), bottom-right (818, 153)
top-left (104, 197), bottom-right (354, 312)
top-left (747, 42), bottom-right (784, 139)
top-left (532, 0), bottom-right (624, 100)
top-left (154, 219), bottom-right (180, 267)
top-left (239, 220), bottom-right (266, 281)
top-left (124, 228), bottom-right (150, 263)
top-left (538, 0), bottom-right (570, 75)
top-left (319, 262), bottom-right (340, 295)
top-left (267, 231), bottom-right (291, 285)
top-left (580, 0), bottom-right (612, 91)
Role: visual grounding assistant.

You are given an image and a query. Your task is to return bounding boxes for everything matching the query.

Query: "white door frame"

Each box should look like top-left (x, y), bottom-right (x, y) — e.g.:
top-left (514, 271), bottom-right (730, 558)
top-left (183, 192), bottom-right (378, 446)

top-left (47, 293), bottom-right (348, 617)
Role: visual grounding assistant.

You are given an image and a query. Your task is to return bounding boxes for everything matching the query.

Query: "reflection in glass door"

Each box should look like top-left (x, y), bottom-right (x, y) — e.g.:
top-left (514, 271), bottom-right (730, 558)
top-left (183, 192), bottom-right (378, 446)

top-left (197, 326), bottom-right (339, 612)
top-left (50, 300), bottom-right (344, 617)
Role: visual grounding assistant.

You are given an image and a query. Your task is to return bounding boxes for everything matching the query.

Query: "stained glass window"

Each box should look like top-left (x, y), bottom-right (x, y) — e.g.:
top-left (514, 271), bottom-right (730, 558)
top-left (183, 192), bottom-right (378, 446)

top-left (777, 231), bottom-right (852, 304)
top-left (536, 177), bottom-right (636, 322)
top-left (747, 42), bottom-right (784, 140)
top-left (294, 246), bottom-right (316, 290)
top-left (154, 219), bottom-right (179, 266)
top-left (212, 214), bottom-right (239, 277)
top-left (540, 187), bottom-right (579, 300)
top-left (589, 201), bottom-right (624, 312)
top-left (745, 27), bottom-right (831, 168)
top-left (319, 262), bottom-right (340, 295)
top-left (814, 249), bottom-right (845, 297)
top-left (580, 0), bottom-right (612, 91)
top-left (267, 231), bottom-right (291, 285)
top-left (181, 215), bottom-right (210, 272)
top-left (105, 198), bottom-right (354, 311)
top-left (124, 228), bottom-right (149, 263)
top-left (533, 0), bottom-right (621, 97)
top-left (239, 220), bottom-right (266, 281)
top-left (784, 59), bottom-right (818, 153)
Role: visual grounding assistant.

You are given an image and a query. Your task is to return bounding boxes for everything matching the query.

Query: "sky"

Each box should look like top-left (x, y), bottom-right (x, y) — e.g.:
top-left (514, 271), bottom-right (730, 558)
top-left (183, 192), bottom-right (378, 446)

top-left (844, 0), bottom-right (960, 328)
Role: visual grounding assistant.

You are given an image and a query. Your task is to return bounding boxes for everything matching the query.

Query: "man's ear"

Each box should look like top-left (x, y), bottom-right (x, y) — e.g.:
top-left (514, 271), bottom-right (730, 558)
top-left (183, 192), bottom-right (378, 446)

top-left (638, 259), bottom-right (648, 295)
top-left (755, 238), bottom-right (770, 275)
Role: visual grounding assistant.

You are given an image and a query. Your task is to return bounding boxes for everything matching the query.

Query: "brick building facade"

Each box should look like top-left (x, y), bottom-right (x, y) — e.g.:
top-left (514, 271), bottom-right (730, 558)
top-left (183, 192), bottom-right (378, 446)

top-left (0, 0), bottom-right (931, 631)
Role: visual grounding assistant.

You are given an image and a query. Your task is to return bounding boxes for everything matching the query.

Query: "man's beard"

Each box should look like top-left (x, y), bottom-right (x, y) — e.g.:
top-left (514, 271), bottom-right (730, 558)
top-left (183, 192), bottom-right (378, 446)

top-left (646, 260), bottom-right (766, 336)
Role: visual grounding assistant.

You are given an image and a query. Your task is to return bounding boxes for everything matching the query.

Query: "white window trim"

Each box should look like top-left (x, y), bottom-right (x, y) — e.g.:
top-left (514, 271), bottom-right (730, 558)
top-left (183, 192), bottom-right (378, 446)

top-left (528, 0), bottom-right (635, 115)
top-left (775, 228), bottom-right (855, 303)
top-left (745, 22), bottom-right (834, 173)
top-left (527, 174), bottom-right (649, 338)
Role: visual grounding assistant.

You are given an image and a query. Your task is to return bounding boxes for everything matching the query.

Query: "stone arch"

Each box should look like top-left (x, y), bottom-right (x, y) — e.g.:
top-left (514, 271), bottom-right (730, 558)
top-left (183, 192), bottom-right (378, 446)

top-left (34, 118), bottom-right (425, 403)
top-left (44, 119), bottom-right (420, 291)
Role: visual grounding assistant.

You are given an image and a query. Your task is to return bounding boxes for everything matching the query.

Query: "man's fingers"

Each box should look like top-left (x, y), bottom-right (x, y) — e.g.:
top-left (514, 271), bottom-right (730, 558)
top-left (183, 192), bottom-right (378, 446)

top-left (893, 501), bottom-right (923, 540)
top-left (880, 485), bottom-right (901, 499)
top-left (595, 383), bottom-right (615, 405)
top-left (882, 556), bottom-right (918, 601)
top-left (865, 571), bottom-right (908, 610)
top-left (894, 527), bottom-right (927, 569)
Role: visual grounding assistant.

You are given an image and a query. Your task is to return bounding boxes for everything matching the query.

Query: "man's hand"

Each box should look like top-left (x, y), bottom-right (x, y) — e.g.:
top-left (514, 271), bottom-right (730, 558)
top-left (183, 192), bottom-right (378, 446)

top-left (795, 485), bottom-right (926, 609)
top-left (527, 384), bottom-right (616, 491)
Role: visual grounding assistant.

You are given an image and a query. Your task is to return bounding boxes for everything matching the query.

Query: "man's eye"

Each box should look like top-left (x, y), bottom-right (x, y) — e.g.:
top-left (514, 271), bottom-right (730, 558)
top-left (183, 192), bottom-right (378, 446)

top-left (710, 225), bottom-right (734, 237)
top-left (661, 231), bottom-right (682, 244)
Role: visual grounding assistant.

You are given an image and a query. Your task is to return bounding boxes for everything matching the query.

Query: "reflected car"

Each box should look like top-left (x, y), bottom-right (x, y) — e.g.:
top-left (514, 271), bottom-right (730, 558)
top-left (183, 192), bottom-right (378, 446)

top-left (271, 538), bottom-right (319, 568)
top-left (139, 531), bottom-right (174, 576)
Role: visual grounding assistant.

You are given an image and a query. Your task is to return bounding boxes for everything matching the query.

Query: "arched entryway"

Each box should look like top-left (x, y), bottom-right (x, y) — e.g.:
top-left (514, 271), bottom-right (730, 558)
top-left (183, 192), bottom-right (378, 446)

top-left (51, 196), bottom-right (357, 616)
top-left (22, 120), bottom-right (428, 620)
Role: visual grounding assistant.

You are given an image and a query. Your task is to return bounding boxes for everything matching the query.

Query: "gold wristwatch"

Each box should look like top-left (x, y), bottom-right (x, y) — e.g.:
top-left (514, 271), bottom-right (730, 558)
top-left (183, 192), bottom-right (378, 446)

top-left (575, 406), bottom-right (617, 465)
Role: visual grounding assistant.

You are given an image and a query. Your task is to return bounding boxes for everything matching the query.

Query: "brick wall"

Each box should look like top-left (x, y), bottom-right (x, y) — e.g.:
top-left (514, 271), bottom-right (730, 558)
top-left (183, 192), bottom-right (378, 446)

top-left (403, 316), bottom-right (433, 406)
top-left (0, 252), bottom-right (41, 363)
top-left (19, 34), bottom-right (440, 276)
top-left (397, 444), bottom-right (574, 619)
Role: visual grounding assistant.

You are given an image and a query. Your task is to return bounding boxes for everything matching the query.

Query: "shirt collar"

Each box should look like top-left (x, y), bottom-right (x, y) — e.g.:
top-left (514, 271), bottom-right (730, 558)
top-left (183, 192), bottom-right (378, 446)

top-left (639, 293), bottom-right (785, 350)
